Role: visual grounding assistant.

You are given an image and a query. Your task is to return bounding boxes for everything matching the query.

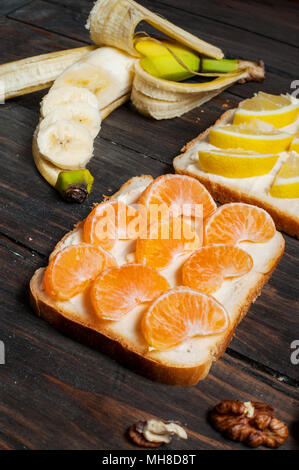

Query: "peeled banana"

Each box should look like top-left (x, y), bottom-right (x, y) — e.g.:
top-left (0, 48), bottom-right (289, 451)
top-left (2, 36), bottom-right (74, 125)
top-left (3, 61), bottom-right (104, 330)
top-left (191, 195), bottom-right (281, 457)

top-left (51, 47), bottom-right (136, 110)
top-left (32, 45), bottom-right (136, 201)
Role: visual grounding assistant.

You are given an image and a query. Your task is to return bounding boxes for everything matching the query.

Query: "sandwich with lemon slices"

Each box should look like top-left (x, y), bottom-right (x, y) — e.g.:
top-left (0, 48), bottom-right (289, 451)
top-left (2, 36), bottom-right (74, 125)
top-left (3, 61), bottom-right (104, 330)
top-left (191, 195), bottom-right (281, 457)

top-left (174, 92), bottom-right (299, 237)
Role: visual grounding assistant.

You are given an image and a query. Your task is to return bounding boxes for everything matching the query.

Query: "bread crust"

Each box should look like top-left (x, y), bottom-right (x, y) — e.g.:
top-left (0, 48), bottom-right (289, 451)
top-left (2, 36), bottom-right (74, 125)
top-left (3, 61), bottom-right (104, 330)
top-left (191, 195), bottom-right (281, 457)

top-left (174, 109), bottom-right (299, 238)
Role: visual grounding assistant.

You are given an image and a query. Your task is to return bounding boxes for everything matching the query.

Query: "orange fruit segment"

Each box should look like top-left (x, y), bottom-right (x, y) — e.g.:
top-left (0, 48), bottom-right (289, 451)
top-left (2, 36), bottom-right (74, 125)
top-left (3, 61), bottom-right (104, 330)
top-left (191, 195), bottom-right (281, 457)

top-left (90, 264), bottom-right (170, 320)
top-left (83, 200), bottom-right (140, 251)
top-left (139, 174), bottom-right (217, 220)
top-left (142, 287), bottom-right (229, 350)
top-left (135, 217), bottom-right (201, 269)
top-left (43, 243), bottom-right (117, 300)
top-left (182, 245), bottom-right (253, 294)
top-left (205, 203), bottom-right (275, 245)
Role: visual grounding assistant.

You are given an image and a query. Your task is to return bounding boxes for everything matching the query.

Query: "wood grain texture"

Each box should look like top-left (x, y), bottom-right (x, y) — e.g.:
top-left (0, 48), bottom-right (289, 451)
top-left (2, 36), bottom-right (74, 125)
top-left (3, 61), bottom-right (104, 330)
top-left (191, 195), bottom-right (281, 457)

top-left (149, 0), bottom-right (299, 48)
top-left (0, 17), bottom-right (84, 65)
top-left (0, 0), bottom-right (31, 16)
top-left (0, 0), bottom-right (298, 450)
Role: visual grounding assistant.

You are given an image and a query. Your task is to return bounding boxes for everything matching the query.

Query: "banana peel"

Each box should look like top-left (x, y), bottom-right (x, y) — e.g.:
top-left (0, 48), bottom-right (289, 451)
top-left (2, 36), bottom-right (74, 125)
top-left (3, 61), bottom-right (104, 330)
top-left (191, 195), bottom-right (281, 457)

top-left (86, 0), bottom-right (223, 60)
top-left (0, 46), bottom-right (96, 100)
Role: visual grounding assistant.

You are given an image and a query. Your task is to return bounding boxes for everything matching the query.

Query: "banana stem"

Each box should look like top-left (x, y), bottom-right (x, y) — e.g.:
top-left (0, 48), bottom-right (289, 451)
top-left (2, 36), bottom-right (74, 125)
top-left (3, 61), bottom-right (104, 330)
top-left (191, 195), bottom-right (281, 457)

top-left (200, 59), bottom-right (238, 73)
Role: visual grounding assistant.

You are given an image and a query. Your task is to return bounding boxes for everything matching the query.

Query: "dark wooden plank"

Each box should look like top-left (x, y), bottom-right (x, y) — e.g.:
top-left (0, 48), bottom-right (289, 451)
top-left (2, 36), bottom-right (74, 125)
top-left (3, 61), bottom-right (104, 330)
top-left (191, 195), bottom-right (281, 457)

top-left (0, 17), bottom-right (84, 65)
top-left (150, 0), bottom-right (299, 48)
top-left (0, 0), bottom-right (32, 16)
top-left (10, 0), bottom-right (299, 79)
top-left (0, 236), bottom-right (298, 450)
top-left (9, 0), bottom-right (91, 43)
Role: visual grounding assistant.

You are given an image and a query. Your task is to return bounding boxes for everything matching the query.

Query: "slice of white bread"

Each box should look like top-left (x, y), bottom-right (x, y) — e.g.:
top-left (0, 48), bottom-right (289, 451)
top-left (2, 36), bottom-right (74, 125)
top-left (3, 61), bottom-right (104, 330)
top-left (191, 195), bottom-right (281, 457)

top-left (30, 175), bottom-right (285, 385)
top-left (173, 109), bottom-right (299, 238)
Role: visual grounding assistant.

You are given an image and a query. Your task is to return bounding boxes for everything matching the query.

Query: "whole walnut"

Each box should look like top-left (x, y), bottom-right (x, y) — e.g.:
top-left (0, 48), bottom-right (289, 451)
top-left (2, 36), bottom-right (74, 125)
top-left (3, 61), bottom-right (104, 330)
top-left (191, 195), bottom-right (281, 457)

top-left (210, 400), bottom-right (288, 448)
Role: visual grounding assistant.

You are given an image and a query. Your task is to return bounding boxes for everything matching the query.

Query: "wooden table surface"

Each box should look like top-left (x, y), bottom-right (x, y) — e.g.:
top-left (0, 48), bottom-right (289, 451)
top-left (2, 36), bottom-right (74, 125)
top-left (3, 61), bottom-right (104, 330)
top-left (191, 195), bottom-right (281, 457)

top-left (0, 0), bottom-right (298, 450)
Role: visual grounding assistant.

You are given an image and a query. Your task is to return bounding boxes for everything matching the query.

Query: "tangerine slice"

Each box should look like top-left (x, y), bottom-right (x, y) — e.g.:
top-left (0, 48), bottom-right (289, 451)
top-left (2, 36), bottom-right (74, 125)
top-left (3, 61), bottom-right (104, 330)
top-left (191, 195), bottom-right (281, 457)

top-left (139, 174), bottom-right (216, 220)
top-left (182, 245), bottom-right (253, 294)
top-left (135, 217), bottom-right (201, 269)
top-left (142, 287), bottom-right (229, 350)
top-left (43, 243), bottom-right (117, 300)
top-left (90, 264), bottom-right (170, 320)
top-left (205, 203), bottom-right (275, 245)
top-left (83, 200), bottom-right (140, 251)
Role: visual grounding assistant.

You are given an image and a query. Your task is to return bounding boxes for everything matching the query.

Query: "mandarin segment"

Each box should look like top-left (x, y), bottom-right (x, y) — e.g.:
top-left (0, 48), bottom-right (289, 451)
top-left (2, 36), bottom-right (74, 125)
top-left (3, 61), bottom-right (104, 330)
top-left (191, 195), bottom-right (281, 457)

top-left (43, 243), bottom-right (117, 300)
top-left (205, 203), bottom-right (276, 245)
top-left (138, 174), bottom-right (216, 220)
top-left (182, 245), bottom-right (253, 294)
top-left (142, 287), bottom-right (229, 351)
top-left (90, 264), bottom-right (170, 320)
top-left (136, 217), bottom-right (201, 269)
top-left (83, 200), bottom-right (141, 250)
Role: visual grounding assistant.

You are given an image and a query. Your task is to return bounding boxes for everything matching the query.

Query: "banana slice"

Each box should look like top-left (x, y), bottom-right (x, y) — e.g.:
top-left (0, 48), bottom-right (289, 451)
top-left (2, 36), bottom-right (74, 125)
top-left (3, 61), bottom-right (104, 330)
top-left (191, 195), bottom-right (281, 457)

top-left (39, 102), bottom-right (101, 138)
top-left (52, 47), bottom-right (136, 109)
top-left (37, 120), bottom-right (93, 170)
top-left (41, 86), bottom-right (99, 117)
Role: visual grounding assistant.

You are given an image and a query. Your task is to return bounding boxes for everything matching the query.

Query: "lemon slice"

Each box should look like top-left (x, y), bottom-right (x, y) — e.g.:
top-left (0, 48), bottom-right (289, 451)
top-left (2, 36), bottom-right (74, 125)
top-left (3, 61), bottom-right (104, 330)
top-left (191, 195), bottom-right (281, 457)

top-left (198, 149), bottom-right (279, 178)
top-left (233, 92), bottom-right (299, 128)
top-left (269, 153), bottom-right (299, 198)
top-left (209, 122), bottom-right (292, 154)
top-left (289, 132), bottom-right (299, 153)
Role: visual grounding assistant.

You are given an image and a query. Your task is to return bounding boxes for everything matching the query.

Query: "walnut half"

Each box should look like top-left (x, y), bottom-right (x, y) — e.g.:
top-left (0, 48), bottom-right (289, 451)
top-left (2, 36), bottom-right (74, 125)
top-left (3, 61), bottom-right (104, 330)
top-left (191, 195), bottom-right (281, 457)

top-left (210, 400), bottom-right (288, 448)
top-left (128, 419), bottom-right (187, 448)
